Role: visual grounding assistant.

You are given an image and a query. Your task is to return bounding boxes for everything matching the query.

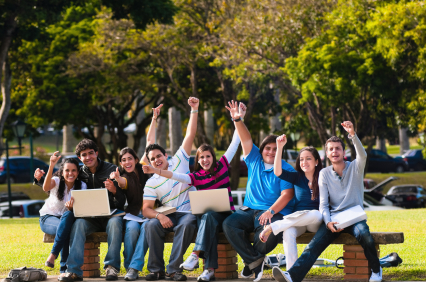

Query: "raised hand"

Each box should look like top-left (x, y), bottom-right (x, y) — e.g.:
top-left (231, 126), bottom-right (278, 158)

top-left (104, 178), bottom-right (116, 194)
top-left (142, 165), bottom-right (155, 174)
top-left (188, 97), bottom-right (199, 110)
top-left (49, 151), bottom-right (61, 166)
top-left (239, 102), bottom-right (247, 119)
top-left (110, 167), bottom-right (120, 180)
top-left (225, 100), bottom-right (241, 120)
top-left (341, 121), bottom-right (355, 136)
top-left (34, 168), bottom-right (46, 181)
top-left (152, 104), bottom-right (163, 120)
top-left (276, 134), bottom-right (287, 149)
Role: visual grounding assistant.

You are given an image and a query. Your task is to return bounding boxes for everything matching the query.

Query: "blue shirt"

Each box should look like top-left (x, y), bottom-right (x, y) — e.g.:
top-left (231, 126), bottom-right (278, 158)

top-left (278, 167), bottom-right (319, 212)
top-left (243, 145), bottom-right (294, 215)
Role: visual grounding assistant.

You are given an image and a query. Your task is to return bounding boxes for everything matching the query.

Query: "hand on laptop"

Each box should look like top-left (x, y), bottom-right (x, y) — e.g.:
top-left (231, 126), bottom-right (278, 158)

top-left (327, 221), bottom-right (343, 233)
top-left (104, 178), bottom-right (116, 194)
top-left (157, 214), bottom-right (174, 229)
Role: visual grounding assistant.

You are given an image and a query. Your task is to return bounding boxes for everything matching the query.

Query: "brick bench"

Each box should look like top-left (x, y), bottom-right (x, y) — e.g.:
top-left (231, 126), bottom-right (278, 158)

top-left (43, 231), bottom-right (404, 280)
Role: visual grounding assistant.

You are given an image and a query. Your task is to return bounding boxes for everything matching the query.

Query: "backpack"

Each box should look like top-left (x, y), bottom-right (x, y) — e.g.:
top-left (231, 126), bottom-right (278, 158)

top-left (5, 267), bottom-right (47, 282)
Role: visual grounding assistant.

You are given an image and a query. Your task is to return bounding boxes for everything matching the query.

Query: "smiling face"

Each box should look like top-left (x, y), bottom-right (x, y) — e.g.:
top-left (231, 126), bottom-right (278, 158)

top-left (78, 148), bottom-right (98, 169)
top-left (148, 149), bottom-right (168, 170)
top-left (261, 142), bottom-right (277, 164)
top-left (198, 150), bottom-right (214, 171)
top-left (120, 152), bottom-right (138, 173)
top-left (326, 142), bottom-right (345, 164)
top-left (63, 163), bottom-right (79, 185)
top-left (298, 150), bottom-right (318, 174)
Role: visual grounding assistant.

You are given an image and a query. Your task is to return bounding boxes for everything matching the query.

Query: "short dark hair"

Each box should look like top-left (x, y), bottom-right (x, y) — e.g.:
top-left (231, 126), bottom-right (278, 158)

top-left (75, 139), bottom-right (98, 157)
top-left (325, 136), bottom-right (345, 151)
top-left (145, 144), bottom-right (166, 160)
top-left (259, 135), bottom-right (278, 154)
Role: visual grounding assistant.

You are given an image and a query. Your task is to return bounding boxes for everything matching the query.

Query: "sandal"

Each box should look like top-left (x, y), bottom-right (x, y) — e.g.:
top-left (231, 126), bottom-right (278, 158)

top-left (259, 225), bottom-right (273, 243)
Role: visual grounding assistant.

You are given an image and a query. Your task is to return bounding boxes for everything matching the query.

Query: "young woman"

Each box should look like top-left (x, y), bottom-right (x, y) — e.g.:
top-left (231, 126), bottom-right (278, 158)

top-left (259, 134), bottom-right (323, 269)
top-left (39, 152), bottom-right (86, 273)
top-left (142, 102), bottom-right (247, 282)
top-left (108, 147), bottom-right (150, 279)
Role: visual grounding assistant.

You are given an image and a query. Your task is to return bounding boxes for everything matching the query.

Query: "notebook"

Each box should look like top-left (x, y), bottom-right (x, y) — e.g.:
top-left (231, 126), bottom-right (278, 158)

top-left (188, 188), bottom-right (231, 215)
top-left (71, 189), bottom-right (124, 217)
top-left (331, 205), bottom-right (367, 229)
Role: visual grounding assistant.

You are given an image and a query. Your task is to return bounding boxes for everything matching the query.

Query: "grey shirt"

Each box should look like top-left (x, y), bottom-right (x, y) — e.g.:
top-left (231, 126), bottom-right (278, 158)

top-left (319, 134), bottom-right (367, 226)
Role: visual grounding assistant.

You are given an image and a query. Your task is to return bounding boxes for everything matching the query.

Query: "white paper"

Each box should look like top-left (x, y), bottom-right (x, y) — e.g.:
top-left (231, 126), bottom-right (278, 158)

top-left (124, 213), bottom-right (149, 223)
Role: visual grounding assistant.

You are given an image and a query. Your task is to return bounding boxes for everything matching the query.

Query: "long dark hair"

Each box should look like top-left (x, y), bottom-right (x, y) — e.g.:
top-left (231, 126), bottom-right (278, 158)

top-left (51, 158), bottom-right (82, 201)
top-left (119, 147), bottom-right (145, 186)
top-left (295, 146), bottom-right (322, 200)
top-left (194, 144), bottom-right (218, 177)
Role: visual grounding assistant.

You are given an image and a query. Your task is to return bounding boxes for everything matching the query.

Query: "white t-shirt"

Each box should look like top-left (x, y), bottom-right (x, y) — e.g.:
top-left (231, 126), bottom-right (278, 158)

top-left (143, 146), bottom-right (196, 212)
top-left (39, 176), bottom-right (87, 216)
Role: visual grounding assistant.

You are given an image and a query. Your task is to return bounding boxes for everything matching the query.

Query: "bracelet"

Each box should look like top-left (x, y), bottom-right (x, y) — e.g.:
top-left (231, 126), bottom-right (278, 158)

top-left (155, 212), bottom-right (160, 219)
top-left (191, 110), bottom-right (198, 113)
top-left (232, 117), bottom-right (242, 122)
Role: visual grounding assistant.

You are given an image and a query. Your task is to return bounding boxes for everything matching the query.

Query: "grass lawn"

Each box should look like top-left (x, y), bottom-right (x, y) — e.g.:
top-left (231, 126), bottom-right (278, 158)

top-left (0, 209), bottom-right (425, 280)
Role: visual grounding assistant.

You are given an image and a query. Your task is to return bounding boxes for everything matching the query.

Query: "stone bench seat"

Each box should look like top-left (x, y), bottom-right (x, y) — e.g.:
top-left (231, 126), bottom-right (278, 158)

top-left (43, 231), bottom-right (404, 281)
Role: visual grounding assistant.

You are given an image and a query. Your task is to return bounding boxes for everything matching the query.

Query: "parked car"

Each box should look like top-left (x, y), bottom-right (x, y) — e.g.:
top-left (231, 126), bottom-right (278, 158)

top-left (399, 149), bottom-right (426, 171)
top-left (54, 154), bottom-right (83, 170)
top-left (0, 200), bottom-right (45, 218)
top-left (346, 149), bottom-right (408, 173)
top-left (385, 185), bottom-right (426, 208)
top-left (0, 192), bottom-right (30, 203)
top-left (0, 157), bottom-right (50, 184)
top-left (364, 176), bottom-right (399, 205)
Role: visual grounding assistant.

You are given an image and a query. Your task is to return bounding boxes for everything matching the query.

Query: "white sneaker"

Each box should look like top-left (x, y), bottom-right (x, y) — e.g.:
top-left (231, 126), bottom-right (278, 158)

top-left (272, 267), bottom-right (293, 282)
top-left (179, 253), bottom-right (199, 271)
top-left (197, 269), bottom-right (215, 282)
top-left (369, 267), bottom-right (382, 282)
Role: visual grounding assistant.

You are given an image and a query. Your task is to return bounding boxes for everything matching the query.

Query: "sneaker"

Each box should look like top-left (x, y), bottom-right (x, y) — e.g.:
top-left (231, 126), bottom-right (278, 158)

top-left (166, 272), bottom-right (187, 281)
top-left (253, 260), bottom-right (265, 282)
top-left (272, 267), bottom-right (292, 282)
top-left (241, 265), bottom-right (253, 278)
top-left (105, 265), bottom-right (119, 281)
top-left (180, 253), bottom-right (199, 271)
top-left (58, 273), bottom-right (83, 282)
top-left (197, 269), bottom-right (215, 282)
top-left (124, 268), bottom-right (139, 281)
top-left (369, 267), bottom-right (382, 282)
top-left (146, 271), bottom-right (166, 281)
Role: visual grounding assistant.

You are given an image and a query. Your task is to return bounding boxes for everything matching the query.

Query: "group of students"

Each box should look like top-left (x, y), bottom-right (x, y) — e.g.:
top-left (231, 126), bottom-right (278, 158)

top-left (34, 96), bottom-right (382, 282)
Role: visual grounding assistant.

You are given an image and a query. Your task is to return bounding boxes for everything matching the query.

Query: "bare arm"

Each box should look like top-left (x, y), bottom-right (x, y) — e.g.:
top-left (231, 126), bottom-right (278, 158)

top-left (226, 100), bottom-right (253, 156)
top-left (142, 165), bottom-right (191, 184)
top-left (43, 151), bottom-right (61, 192)
top-left (182, 97), bottom-right (199, 156)
top-left (258, 188), bottom-right (295, 225)
top-left (274, 134), bottom-right (287, 177)
top-left (142, 200), bottom-right (173, 228)
top-left (141, 104), bottom-right (163, 164)
top-left (109, 168), bottom-right (126, 188)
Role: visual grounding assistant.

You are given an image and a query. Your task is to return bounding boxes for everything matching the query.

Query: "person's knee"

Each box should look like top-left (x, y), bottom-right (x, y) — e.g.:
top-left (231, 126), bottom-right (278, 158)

top-left (145, 218), bottom-right (162, 233)
top-left (283, 228), bottom-right (298, 241)
top-left (201, 211), bottom-right (218, 225)
top-left (107, 217), bottom-right (123, 233)
top-left (311, 210), bottom-right (323, 222)
top-left (125, 223), bottom-right (141, 239)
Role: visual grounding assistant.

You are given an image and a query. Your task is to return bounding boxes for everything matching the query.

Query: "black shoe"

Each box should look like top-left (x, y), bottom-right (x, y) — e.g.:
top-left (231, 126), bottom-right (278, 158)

top-left (252, 260), bottom-right (265, 282)
top-left (58, 273), bottom-right (83, 282)
top-left (105, 265), bottom-right (119, 281)
top-left (166, 272), bottom-right (187, 281)
top-left (241, 265), bottom-right (253, 278)
top-left (146, 271), bottom-right (166, 281)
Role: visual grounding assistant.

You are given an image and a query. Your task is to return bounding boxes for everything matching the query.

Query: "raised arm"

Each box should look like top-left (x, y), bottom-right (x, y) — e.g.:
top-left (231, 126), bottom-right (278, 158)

top-left (141, 104), bottom-right (163, 164)
top-left (43, 151), bottom-right (61, 192)
top-left (223, 102), bottom-right (246, 162)
top-left (110, 168), bottom-right (126, 189)
top-left (142, 165), bottom-right (192, 184)
top-left (225, 100), bottom-right (253, 156)
top-left (274, 134), bottom-right (298, 182)
top-left (181, 97), bottom-right (199, 156)
top-left (341, 121), bottom-right (366, 172)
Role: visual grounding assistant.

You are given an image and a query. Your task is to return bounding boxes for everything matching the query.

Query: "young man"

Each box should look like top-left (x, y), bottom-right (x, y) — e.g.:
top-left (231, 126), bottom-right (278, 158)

top-left (141, 97), bottom-right (199, 281)
top-left (272, 121), bottom-right (382, 282)
top-left (222, 101), bottom-right (295, 282)
top-left (34, 139), bottom-right (126, 282)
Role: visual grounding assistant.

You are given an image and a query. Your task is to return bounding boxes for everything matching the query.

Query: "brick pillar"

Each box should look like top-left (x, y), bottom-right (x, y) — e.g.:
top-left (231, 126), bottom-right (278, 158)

top-left (82, 242), bottom-right (101, 277)
top-left (343, 244), bottom-right (380, 280)
top-left (215, 243), bottom-right (238, 279)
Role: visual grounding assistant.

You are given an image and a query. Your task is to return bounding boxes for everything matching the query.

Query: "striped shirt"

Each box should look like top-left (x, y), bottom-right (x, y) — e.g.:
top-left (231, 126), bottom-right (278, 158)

top-left (189, 155), bottom-right (235, 211)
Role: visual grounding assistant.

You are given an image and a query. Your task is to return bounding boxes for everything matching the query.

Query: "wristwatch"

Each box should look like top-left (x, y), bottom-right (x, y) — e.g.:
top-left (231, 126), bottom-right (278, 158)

top-left (267, 208), bottom-right (275, 215)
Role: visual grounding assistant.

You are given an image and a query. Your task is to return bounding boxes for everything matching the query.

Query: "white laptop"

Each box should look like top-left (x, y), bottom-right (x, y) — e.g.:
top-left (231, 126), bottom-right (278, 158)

top-left (71, 189), bottom-right (118, 217)
top-left (189, 188), bottom-right (231, 215)
top-left (331, 205), bottom-right (367, 229)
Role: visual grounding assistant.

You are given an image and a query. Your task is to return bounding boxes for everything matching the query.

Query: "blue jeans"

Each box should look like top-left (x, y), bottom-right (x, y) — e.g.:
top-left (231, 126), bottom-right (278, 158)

top-left (124, 219), bottom-right (149, 271)
top-left (288, 221), bottom-right (381, 282)
top-left (145, 212), bottom-right (197, 273)
top-left (222, 209), bottom-right (284, 270)
top-left (194, 211), bottom-right (231, 269)
top-left (66, 216), bottom-right (123, 276)
top-left (39, 211), bottom-right (75, 273)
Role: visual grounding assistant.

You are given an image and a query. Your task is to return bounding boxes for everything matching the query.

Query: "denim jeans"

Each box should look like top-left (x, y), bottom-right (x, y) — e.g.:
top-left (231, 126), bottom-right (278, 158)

top-left (288, 220), bottom-right (381, 282)
top-left (194, 211), bottom-right (231, 269)
top-left (125, 219), bottom-right (149, 271)
top-left (66, 216), bottom-right (123, 276)
top-left (39, 211), bottom-right (75, 273)
top-left (222, 209), bottom-right (284, 270)
top-left (145, 212), bottom-right (197, 273)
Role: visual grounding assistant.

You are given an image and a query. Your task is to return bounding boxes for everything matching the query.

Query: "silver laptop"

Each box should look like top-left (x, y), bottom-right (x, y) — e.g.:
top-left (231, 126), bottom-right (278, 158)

top-left (188, 188), bottom-right (231, 215)
top-left (71, 189), bottom-right (117, 217)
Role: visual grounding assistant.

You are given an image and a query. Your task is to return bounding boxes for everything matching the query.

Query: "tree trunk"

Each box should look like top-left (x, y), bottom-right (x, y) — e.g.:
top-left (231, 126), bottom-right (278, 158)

top-left (230, 144), bottom-right (242, 190)
top-left (376, 138), bottom-right (387, 153)
top-left (270, 89), bottom-right (281, 134)
top-left (157, 117), bottom-right (167, 148)
top-left (204, 108), bottom-right (214, 145)
top-left (168, 107), bottom-right (183, 155)
top-left (134, 103), bottom-right (147, 158)
top-left (62, 124), bottom-right (78, 154)
top-left (0, 59), bottom-right (12, 156)
top-left (399, 127), bottom-right (409, 155)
